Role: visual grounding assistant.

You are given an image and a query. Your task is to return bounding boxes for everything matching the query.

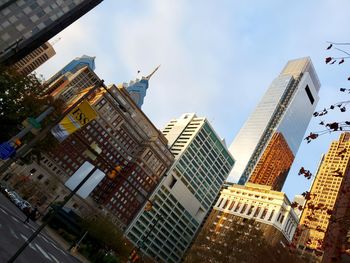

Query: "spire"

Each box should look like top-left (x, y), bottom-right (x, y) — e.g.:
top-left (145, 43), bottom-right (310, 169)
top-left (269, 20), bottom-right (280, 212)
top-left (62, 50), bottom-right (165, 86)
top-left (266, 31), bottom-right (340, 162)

top-left (145, 65), bottom-right (160, 80)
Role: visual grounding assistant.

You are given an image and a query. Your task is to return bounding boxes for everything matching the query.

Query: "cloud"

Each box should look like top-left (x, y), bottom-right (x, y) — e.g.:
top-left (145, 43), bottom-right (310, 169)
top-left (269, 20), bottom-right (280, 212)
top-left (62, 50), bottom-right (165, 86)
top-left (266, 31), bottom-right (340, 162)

top-left (35, 0), bottom-right (350, 200)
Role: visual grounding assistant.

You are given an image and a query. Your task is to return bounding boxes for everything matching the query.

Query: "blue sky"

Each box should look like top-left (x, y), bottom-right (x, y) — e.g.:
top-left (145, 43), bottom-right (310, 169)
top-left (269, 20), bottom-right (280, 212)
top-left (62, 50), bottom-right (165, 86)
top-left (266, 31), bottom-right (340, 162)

top-left (37, 0), bottom-right (350, 200)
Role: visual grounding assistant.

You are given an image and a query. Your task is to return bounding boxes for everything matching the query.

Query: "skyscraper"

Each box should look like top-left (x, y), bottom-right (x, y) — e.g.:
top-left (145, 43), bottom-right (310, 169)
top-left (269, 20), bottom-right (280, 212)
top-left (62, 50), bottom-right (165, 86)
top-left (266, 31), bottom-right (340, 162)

top-left (126, 113), bottom-right (234, 263)
top-left (12, 41), bottom-right (56, 75)
top-left (0, 0), bottom-right (102, 64)
top-left (229, 57), bottom-right (320, 190)
top-left (295, 133), bottom-right (350, 262)
top-left (124, 66), bottom-right (160, 108)
top-left (42, 55), bottom-right (99, 102)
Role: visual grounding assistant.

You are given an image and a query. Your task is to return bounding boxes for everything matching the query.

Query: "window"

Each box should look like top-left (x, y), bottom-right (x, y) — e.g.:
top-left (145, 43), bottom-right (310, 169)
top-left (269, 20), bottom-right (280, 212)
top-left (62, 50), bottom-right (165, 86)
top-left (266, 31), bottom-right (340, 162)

top-left (228, 201), bottom-right (235, 210)
top-left (37, 174), bottom-right (44, 180)
top-left (222, 200), bottom-right (229, 209)
top-left (247, 206), bottom-right (254, 216)
top-left (241, 204), bottom-right (248, 214)
top-left (254, 207), bottom-right (261, 217)
top-left (261, 208), bottom-right (268, 219)
top-left (169, 175), bottom-right (177, 189)
top-left (234, 202), bottom-right (241, 212)
top-left (268, 210), bottom-right (275, 221)
top-left (30, 168), bottom-right (36, 174)
top-left (305, 85), bottom-right (314, 104)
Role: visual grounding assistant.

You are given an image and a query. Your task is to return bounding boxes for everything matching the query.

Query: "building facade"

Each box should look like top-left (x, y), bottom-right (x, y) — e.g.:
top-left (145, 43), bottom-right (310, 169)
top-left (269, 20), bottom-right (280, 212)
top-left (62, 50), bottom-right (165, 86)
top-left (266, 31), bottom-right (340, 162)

top-left (213, 183), bottom-right (298, 243)
top-left (12, 41), bottom-right (55, 75)
top-left (42, 55), bottom-right (100, 102)
top-left (37, 83), bottom-right (174, 227)
top-left (0, 0), bottom-right (102, 64)
top-left (185, 183), bottom-right (299, 262)
top-left (229, 57), bottom-right (320, 190)
top-left (294, 133), bottom-right (350, 262)
top-left (125, 113), bottom-right (235, 263)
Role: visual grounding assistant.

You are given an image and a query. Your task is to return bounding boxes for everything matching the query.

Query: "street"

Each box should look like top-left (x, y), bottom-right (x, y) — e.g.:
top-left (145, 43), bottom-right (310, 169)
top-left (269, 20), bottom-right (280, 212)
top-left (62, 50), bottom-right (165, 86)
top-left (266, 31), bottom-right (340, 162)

top-left (0, 193), bottom-right (81, 263)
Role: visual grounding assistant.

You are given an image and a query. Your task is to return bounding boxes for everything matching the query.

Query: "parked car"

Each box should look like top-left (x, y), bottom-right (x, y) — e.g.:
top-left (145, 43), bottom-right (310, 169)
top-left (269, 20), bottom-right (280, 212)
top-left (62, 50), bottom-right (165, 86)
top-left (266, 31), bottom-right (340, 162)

top-left (18, 200), bottom-right (31, 210)
top-left (8, 191), bottom-right (22, 204)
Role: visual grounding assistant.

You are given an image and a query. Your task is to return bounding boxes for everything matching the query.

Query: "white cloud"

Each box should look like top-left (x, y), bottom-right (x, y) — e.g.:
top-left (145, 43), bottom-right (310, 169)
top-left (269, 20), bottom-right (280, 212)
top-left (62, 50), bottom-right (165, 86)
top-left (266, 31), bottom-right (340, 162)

top-left (35, 0), bottom-right (350, 200)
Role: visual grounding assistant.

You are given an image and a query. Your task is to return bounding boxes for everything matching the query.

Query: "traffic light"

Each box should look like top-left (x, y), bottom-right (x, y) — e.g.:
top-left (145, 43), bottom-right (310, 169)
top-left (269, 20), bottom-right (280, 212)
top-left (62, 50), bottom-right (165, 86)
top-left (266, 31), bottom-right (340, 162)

top-left (107, 165), bottom-right (122, 180)
top-left (144, 201), bottom-right (153, 211)
top-left (129, 249), bottom-right (140, 262)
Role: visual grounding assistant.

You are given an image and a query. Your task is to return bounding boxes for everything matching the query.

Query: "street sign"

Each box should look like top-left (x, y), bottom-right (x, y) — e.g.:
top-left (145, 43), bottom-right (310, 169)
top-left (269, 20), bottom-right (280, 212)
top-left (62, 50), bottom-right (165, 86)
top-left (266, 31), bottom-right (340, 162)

top-left (0, 141), bottom-right (16, 160)
top-left (51, 100), bottom-right (97, 142)
top-left (27, 117), bottom-right (41, 129)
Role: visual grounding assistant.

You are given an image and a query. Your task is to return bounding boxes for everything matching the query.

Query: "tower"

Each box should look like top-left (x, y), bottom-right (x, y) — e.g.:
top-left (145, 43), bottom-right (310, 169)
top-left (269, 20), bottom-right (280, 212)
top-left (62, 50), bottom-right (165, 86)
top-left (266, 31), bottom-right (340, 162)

top-left (42, 55), bottom-right (99, 102)
top-left (126, 113), bottom-right (234, 263)
top-left (0, 0), bottom-right (102, 65)
top-left (124, 66), bottom-right (160, 108)
top-left (229, 57), bottom-right (320, 191)
top-left (295, 133), bottom-right (350, 262)
top-left (12, 41), bottom-right (56, 75)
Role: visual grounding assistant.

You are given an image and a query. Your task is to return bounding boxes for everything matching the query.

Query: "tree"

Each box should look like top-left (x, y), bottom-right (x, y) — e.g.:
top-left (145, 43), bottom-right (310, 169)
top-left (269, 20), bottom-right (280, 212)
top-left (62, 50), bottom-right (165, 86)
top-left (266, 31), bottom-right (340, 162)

top-left (185, 211), bottom-right (309, 263)
top-left (0, 66), bottom-right (63, 143)
top-left (80, 214), bottom-right (131, 262)
top-left (0, 66), bottom-right (64, 164)
top-left (293, 42), bottom-right (350, 262)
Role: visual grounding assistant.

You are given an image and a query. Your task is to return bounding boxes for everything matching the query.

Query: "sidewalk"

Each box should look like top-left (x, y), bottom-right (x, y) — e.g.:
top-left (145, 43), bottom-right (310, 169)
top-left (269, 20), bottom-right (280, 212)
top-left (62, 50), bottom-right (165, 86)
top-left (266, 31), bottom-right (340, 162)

top-left (40, 222), bottom-right (90, 263)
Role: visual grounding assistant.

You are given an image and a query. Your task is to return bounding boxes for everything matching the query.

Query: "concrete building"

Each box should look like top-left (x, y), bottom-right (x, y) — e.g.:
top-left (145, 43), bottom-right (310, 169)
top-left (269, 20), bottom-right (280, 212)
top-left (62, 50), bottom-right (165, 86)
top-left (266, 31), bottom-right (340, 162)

top-left (215, 183), bottom-right (298, 243)
top-left (295, 133), bottom-right (350, 262)
top-left (12, 41), bottom-right (55, 75)
top-left (125, 113), bottom-right (235, 263)
top-left (229, 57), bottom-right (320, 190)
top-left (185, 183), bottom-right (299, 261)
top-left (0, 0), bottom-right (102, 65)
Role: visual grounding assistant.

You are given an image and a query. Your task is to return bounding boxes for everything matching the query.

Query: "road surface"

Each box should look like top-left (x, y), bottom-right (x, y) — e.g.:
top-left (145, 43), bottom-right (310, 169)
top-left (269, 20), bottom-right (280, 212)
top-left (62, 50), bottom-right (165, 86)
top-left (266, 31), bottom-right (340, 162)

top-left (0, 193), bottom-right (81, 263)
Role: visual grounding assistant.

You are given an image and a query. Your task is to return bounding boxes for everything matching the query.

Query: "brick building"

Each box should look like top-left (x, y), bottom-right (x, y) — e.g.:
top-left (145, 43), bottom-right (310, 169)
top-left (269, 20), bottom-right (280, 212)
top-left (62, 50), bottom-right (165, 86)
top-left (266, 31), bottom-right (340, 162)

top-left (26, 83), bottom-right (174, 227)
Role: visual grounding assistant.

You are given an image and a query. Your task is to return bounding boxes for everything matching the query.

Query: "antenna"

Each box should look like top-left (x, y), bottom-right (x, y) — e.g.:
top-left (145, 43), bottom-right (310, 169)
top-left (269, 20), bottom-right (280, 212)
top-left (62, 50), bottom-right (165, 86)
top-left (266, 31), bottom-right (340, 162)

top-left (50, 37), bottom-right (62, 46)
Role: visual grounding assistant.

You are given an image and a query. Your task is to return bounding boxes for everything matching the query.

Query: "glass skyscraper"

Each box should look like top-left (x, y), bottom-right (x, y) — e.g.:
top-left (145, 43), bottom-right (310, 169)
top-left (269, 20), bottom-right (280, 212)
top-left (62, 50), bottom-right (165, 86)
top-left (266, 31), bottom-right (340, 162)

top-left (228, 57), bottom-right (321, 190)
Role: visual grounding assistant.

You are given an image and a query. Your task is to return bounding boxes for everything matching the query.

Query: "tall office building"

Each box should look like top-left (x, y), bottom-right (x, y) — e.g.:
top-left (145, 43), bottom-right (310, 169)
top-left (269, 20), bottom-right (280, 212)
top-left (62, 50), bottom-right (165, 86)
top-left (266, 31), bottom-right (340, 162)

top-left (295, 133), bottom-right (350, 262)
top-left (229, 57), bottom-right (320, 191)
top-left (12, 41), bottom-right (55, 75)
top-left (123, 66), bottom-right (160, 109)
top-left (0, 0), bottom-right (102, 64)
top-left (42, 55), bottom-right (99, 102)
top-left (126, 113), bottom-right (234, 263)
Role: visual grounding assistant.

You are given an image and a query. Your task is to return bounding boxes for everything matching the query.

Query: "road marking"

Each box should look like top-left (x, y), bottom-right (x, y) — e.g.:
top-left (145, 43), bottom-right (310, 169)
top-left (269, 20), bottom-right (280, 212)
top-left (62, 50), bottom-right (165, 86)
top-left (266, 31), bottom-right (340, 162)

top-left (12, 216), bottom-right (19, 223)
top-left (48, 253), bottom-right (60, 263)
top-left (0, 208), bottom-right (8, 215)
top-left (10, 228), bottom-right (18, 239)
top-left (19, 234), bottom-right (37, 251)
top-left (41, 235), bottom-right (49, 243)
top-left (35, 243), bottom-right (53, 261)
top-left (49, 242), bottom-right (67, 256)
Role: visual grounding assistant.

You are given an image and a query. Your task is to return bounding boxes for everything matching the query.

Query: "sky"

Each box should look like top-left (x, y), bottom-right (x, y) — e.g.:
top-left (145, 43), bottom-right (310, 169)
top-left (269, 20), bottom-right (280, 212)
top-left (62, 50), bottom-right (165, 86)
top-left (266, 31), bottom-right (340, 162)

top-left (36, 0), bottom-right (350, 201)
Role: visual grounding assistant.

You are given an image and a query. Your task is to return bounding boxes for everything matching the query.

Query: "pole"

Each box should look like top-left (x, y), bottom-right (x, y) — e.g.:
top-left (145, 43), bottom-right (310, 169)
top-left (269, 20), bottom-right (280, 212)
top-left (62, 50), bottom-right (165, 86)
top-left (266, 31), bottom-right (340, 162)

top-left (10, 106), bottom-right (55, 142)
top-left (7, 166), bottom-right (98, 263)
